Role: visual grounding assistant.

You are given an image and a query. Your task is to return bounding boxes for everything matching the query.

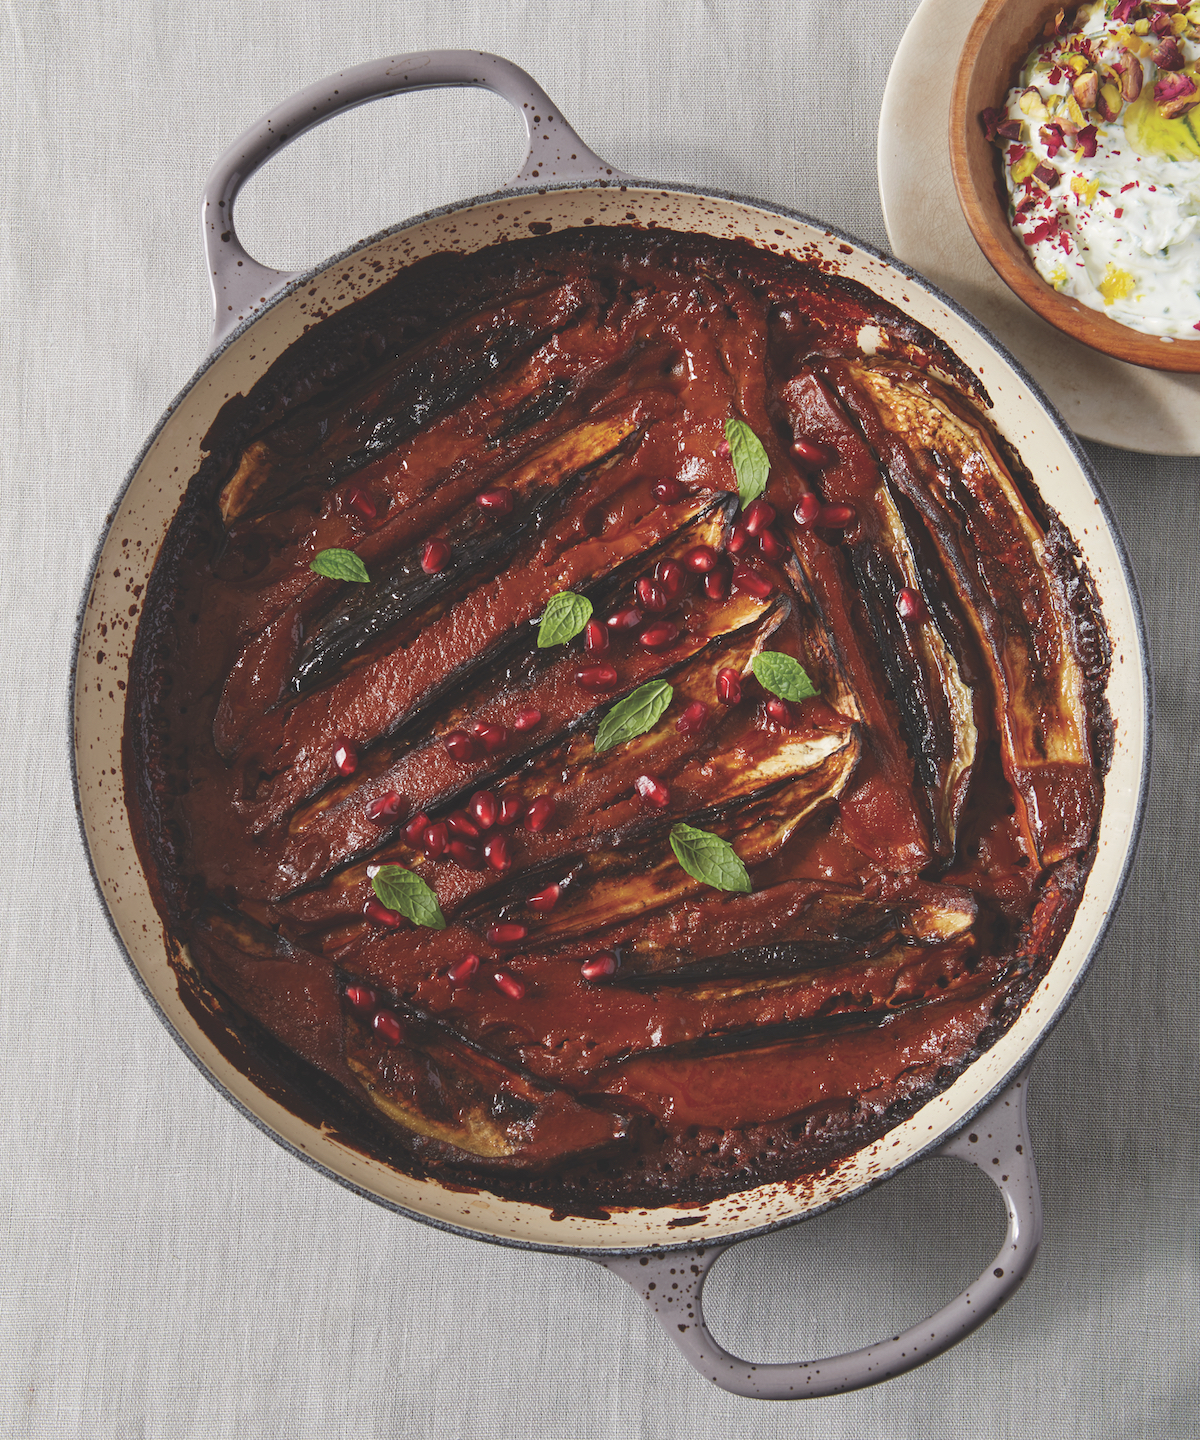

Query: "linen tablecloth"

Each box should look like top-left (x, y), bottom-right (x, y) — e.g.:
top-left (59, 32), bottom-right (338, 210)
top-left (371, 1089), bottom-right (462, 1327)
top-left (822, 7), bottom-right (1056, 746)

top-left (2, 2), bottom-right (1196, 1435)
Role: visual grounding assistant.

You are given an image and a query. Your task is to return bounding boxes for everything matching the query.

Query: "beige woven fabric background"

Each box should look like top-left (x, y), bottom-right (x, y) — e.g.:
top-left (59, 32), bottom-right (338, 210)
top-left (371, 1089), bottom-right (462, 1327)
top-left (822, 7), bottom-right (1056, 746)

top-left (2, 1), bottom-right (1197, 1435)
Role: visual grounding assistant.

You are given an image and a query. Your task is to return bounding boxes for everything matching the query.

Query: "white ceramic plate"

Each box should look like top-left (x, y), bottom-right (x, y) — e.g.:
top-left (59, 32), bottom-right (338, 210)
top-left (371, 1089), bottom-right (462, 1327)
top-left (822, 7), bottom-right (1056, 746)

top-left (879, 0), bottom-right (1200, 455)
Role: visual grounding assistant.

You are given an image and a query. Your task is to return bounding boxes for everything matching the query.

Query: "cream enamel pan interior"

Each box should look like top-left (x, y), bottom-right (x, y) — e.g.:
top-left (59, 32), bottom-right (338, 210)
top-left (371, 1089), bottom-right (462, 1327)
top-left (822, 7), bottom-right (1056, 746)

top-left (73, 58), bottom-right (1150, 1260)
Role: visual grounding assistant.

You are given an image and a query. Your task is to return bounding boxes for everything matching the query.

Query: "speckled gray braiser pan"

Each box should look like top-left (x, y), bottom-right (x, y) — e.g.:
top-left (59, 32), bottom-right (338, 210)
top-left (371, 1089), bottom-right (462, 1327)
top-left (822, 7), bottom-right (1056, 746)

top-left (72, 53), bottom-right (1149, 1398)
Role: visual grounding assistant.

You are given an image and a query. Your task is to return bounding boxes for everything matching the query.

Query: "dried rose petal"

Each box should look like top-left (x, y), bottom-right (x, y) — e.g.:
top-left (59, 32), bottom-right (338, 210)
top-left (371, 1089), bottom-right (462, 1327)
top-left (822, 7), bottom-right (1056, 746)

top-left (1112, 0), bottom-right (1137, 21)
top-left (1040, 123), bottom-right (1065, 157)
top-left (980, 105), bottom-right (1006, 142)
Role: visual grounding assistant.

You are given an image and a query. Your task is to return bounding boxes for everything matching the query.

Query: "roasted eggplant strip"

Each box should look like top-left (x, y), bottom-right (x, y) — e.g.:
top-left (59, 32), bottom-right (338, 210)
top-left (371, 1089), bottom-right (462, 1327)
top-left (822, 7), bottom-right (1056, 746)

top-left (341, 993), bottom-right (628, 1164)
top-left (602, 981), bottom-right (1009, 1132)
top-left (218, 280), bottom-right (597, 523)
top-left (235, 491), bottom-right (731, 832)
top-left (466, 732), bottom-right (860, 944)
top-left (288, 413), bottom-right (643, 696)
top-left (781, 370), bottom-right (978, 858)
top-left (612, 884), bottom-right (976, 982)
top-left (784, 541), bottom-right (933, 869)
top-left (827, 359), bottom-right (1101, 866)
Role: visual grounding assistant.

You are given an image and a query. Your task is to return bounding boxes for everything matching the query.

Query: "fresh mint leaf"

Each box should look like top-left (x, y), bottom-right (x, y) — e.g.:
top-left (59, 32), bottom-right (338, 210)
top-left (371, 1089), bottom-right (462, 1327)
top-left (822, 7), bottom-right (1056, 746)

top-left (751, 651), bottom-right (819, 702)
top-left (537, 590), bottom-right (593, 648)
top-left (371, 865), bottom-right (446, 929)
top-left (725, 418), bottom-right (770, 508)
top-left (311, 548), bottom-right (370, 584)
top-left (594, 680), bottom-right (674, 753)
top-left (668, 823), bottom-right (751, 893)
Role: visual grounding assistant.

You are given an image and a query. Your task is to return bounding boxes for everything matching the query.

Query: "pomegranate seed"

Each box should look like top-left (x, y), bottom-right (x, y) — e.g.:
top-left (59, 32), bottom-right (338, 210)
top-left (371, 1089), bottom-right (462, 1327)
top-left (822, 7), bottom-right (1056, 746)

top-left (731, 563), bottom-right (774, 598)
top-left (447, 809), bottom-right (481, 838)
top-left (654, 558), bottom-right (686, 599)
top-left (448, 954), bottom-right (480, 987)
top-left (423, 822), bottom-right (448, 860)
top-left (345, 485), bottom-right (377, 519)
top-left (704, 565), bottom-right (731, 602)
top-left (513, 707), bottom-right (543, 732)
top-left (483, 833), bottom-right (513, 873)
top-left (493, 970), bottom-right (526, 1000)
top-left (726, 523), bottom-right (752, 556)
top-left (896, 587), bottom-right (929, 623)
top-left (471, 721), bottom-right (508, 754)
top-left (584, 618), bottom-right (610, 652)
top-left (683, 544), bottom-right (718, 574)
top-left (580, 953), bottom-right (618, 980)
top-left (638, 621), bottom-right (679, 651)
top-left (635, 773), bottom-right (670, 808)
top-left (636, 578), bottom-right (669, 613)
top-left (476, 487), bottom-right (514, 516)
top-left (527, 883), bottom-right (560, 912)
top-left (676, 700), bottom-right (708, 733)
top-left (817, 503), bottom-right (856, 528)
top-left (421, 537), bottom-right (451, 573)
top-left (365, 790), bottom-right (403, 824)
top-left (717, 668), bottom-right (743, 705)
top-left (364, 897), bottom-right (403, 929)
top-left (447, 837), bottom-right (482, 869)
top-left (469, 790), bottom-right (498, 830)
top-left (487, 922), bottom-right (528, 945)
top-left (758, 527), bottom-right (787, 561)
top-left (792, 437), bottom-right (829, 466)
top-left (333, 740), bottom-right (357, 776)
top-left (794, 493), bottom-right (822, 526)
top-left (404, 812), bottom-right (430, 844)
top-left (373, 1009), bottom-right (404, 1044)
top-left (742, 498), bottom-right (776, 535)
top-left (765, 696), bottom-right (796, 727)
top-left (444, 729), bottom-right (478, 762)
top-left (497, 796), bottom-right (522, 826)
top-left (607, 606), bottom-right (643, 631)
top-left (345, 984), bottom-right (377, 1011)
top-left (654, 478), bottom-right (684, 503)
top-left (575, 663), bottom-right (619, 692)
top-left (525, 796), bottom-right (555, 832)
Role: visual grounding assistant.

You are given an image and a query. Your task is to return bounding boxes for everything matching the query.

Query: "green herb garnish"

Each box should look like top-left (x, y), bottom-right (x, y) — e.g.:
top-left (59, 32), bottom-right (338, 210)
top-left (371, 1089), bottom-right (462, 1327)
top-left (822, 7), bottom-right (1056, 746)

top-left (724, 418), bottom-right (770, 508)
top-left (751, 651), bottom-right (819, 703)
top-left (310, 548), bottom-right (370, 584)
top-left (537, 590), bottom-right (593, 648)
top-left (371, 865), bottom-right (446, 929)
top-left (594, 680), bottom-right (674, 753)
top-left (668, 823), bottom-right (752, 893)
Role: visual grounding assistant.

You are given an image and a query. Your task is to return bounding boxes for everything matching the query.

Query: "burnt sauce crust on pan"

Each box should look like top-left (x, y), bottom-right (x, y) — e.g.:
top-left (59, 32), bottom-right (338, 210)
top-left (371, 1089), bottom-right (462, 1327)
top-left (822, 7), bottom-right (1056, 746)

top-left (127, 228), bottom-right (1111, 1212)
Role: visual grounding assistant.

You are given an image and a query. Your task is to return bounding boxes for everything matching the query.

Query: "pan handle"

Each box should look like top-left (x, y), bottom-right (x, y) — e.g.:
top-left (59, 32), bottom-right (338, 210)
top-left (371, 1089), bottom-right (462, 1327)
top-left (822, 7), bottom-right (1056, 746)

top-left (201, 51), bottom-right (623, 349)
top-left (596, 1069), bottom-right (1042, 1399)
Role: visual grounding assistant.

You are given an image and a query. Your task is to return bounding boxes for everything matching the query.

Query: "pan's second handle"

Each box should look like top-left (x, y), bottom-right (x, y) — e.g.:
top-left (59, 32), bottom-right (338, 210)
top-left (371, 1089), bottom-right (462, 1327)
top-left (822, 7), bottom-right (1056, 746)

top-left (202, 51), bottom-right (623, 348)
top-left (597, 1070), bottom-right (1041, 1399)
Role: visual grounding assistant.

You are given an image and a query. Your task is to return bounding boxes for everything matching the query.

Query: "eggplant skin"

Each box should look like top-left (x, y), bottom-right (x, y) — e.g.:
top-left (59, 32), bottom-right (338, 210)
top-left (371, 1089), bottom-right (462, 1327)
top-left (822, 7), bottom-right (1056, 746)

top-left (127, 226), bottom-right (1110, 1212)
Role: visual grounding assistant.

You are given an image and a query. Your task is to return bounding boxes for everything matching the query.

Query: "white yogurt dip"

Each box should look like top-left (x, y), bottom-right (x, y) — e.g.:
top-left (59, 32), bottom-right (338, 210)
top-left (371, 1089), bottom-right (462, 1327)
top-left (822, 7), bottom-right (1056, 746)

top-left (989, 0), bottom-right (1200, 338)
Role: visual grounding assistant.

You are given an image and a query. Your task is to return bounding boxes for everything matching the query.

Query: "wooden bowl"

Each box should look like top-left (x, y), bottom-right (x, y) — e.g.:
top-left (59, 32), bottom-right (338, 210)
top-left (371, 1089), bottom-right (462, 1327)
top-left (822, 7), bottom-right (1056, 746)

top-left (949, 0), bottom-right (1200, 373)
